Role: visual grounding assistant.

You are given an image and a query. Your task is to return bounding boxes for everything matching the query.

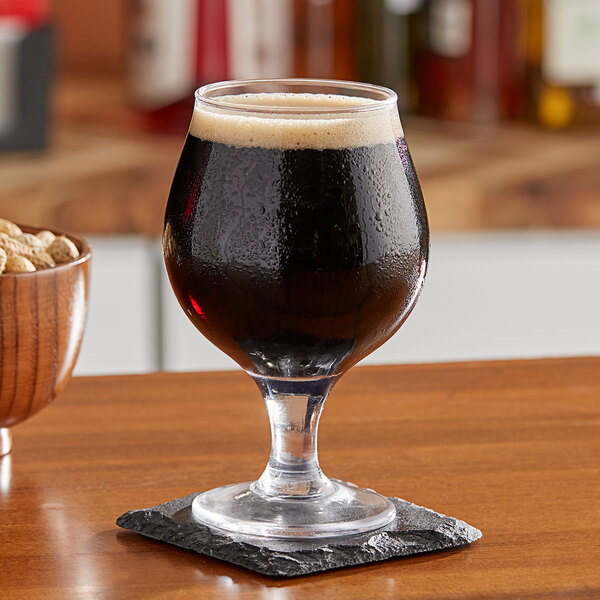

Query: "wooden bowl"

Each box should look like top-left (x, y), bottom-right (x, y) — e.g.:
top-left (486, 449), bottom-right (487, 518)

top-left (0, 226), bottom-right (91, 455)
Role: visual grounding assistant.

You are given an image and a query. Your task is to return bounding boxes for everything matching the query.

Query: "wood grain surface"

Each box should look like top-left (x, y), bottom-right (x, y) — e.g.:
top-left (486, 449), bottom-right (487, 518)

top-left (0, 228), bottom-right (91, 429)
top-left (0, 358), bottom-right (598, 599)
top-left (1, 78), bottom-right (600, 236)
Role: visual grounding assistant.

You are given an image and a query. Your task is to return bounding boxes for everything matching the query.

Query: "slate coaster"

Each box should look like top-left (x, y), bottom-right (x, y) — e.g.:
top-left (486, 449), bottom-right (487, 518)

top-left (117, 485), bottom-right (482, 577)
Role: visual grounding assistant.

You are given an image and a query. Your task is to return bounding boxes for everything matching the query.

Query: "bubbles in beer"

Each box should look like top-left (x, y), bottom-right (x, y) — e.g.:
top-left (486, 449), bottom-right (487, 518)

top-left (164, 96), bottom-right (427, 378)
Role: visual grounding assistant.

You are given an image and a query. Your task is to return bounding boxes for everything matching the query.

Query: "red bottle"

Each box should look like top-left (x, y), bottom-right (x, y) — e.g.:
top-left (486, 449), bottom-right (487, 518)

top-left (128, 0), bottom-right (229, 133)
top-left (417, 0), bottom-right (525, 123)
top-left (293, 0), bottom-right (357, 80)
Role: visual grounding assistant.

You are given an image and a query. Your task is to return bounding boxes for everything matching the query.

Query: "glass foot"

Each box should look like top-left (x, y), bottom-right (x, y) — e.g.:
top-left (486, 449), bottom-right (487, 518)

top-left (191, 479), bottom-right (396, 538)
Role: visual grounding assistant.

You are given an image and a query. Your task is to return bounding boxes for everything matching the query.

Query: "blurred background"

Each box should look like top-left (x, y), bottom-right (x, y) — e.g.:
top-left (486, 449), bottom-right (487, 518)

top-left (1, 0), bottom-right (599, 375)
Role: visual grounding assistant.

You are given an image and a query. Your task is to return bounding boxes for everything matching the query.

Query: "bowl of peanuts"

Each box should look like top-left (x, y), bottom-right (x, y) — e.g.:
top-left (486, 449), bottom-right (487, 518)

top-left (0, 218), bottom-right (91, 456)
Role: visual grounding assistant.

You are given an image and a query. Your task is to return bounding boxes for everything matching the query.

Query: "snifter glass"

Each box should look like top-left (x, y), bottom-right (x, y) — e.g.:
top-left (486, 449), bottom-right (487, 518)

top-left (163, 79), bottom-right (429, 538)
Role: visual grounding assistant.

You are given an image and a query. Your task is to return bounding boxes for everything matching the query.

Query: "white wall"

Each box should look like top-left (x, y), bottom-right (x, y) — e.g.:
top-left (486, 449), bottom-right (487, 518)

top-left (74, 237), bottom-right (159, 375)
top-left (368, 231), bottom-right (600, 364)
top-left (74, 231), bottom-right (600, 375)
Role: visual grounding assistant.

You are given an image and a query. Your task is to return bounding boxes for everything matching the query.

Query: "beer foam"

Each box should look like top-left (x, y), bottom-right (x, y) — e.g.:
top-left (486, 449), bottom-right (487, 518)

top-left (190, 93), bottom-right (403, 150)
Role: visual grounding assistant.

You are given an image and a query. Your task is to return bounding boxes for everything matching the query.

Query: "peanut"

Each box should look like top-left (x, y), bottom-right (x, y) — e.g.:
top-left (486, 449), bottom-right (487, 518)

top-left (5, 255), bottom-right (35, 273)
top-left (0, 222), bottom-right (80, 275)
top-left (36, 230), bottom-right (56, 248)
top-left (0, 218), bottom-right (22, 237)
top-left (30, 249), bottom-right (55, 269)
top-left (16, 232), bottom-right (45, 249)
top-left (0, 232), bottom-right (34, 258)
top-left (0, 233), bottom-right (55, 270)
top-left (48, 235), bottom-right (80, 264)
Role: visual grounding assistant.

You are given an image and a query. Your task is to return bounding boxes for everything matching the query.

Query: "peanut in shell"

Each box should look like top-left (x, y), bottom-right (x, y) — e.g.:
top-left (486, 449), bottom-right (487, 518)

top-left (48, 235), bottom-right (80, 264)
top-left (0, 218), bottom-right (22, 237)
top-left (36, 230), bottom-right (56, 247)
top-left (29, 249), bottom-right (56, 269)
top-left (0, 232), bottom-right (34, 258)
top-left (16, 232), bottom-right (45, 249)
top-left (0, 233), bottom-right (55, 270)
top-left (5, 255), bottom-right (36, 273)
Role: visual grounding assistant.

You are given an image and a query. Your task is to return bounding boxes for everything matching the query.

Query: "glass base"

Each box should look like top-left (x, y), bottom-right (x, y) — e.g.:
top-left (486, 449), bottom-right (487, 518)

top-left (191, 479), bottom-right (396, 539)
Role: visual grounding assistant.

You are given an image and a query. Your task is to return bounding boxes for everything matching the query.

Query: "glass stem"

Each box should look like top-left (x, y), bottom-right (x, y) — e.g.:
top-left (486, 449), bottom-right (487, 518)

top-left (251, 376), bottom-right (338, 499)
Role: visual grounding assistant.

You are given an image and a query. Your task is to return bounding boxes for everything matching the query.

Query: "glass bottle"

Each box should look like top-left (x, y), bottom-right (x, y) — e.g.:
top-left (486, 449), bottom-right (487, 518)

top-left (293, 0), bottom-right (357, 80)
top-left (358, 0), bottom-right (422, 114)
top-left (525, 0), bottom-right (600, 129)
top-left (128, 0), bottom-right (229, 133)
top-left (417, 0), bottom-right (525, 123)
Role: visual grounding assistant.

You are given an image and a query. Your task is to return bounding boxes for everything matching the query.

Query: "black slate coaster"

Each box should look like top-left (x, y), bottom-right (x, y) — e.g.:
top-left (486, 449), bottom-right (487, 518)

top-left (117, 485), bottom-right (482, 577)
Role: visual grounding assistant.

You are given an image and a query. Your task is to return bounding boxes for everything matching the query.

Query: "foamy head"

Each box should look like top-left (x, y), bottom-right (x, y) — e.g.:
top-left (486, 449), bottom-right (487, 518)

top-left (189, 93), bottom-right (403, 150)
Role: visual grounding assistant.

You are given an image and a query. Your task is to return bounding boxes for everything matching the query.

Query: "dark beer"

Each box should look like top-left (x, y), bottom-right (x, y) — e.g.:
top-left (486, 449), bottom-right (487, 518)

top-left (164, 94), bottom-right (428, 378)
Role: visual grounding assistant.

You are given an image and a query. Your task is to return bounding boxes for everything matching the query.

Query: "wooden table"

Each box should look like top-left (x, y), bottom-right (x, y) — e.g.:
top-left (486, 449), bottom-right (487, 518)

top-left (1, 358), bottom-right (599, 599)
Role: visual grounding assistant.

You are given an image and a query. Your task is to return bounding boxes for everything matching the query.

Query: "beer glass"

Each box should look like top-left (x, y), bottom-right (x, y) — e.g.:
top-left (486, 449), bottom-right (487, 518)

top-left (163, 79), bottom-right (429, 538)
